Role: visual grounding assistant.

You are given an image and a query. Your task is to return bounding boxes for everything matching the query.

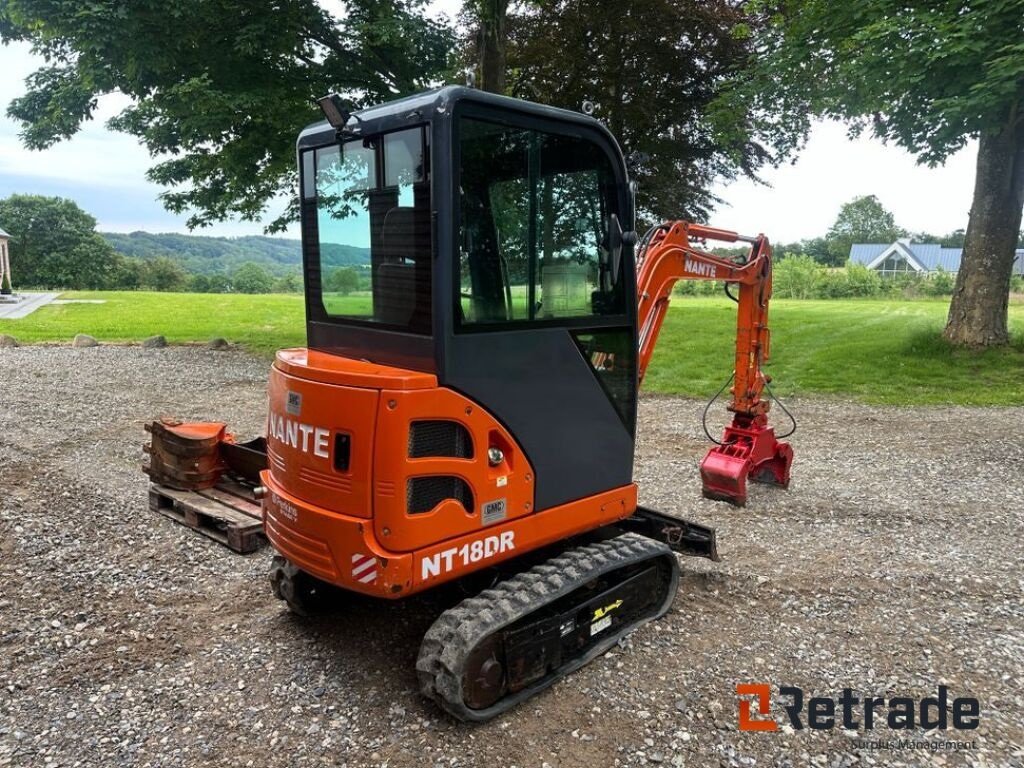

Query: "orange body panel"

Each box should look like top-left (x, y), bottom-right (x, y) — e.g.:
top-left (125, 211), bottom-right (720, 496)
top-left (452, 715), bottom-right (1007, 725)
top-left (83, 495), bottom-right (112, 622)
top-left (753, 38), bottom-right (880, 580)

top-left (266, 366), bottom-right (379, 518)
top-left (262, 467), bottom-right (637, 598)
top-left (261, 348), bottom-right (636, 598)
top-left (372, 387), bottom-right (534, 552)
top-left (274, 347), bottom-right (438, 390)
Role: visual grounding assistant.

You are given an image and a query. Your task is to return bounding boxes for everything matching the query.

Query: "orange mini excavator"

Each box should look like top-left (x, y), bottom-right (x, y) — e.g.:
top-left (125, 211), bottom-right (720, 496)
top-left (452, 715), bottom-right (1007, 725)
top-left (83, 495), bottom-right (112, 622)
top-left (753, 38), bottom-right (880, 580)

top-left (148, 87), bottom-right (793, 721)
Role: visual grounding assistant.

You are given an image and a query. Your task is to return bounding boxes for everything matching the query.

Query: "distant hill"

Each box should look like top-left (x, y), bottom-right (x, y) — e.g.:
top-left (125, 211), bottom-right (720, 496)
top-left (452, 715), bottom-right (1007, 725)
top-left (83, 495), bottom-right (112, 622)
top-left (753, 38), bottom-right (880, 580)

top-left (102, 231), bottom-right (370, 276)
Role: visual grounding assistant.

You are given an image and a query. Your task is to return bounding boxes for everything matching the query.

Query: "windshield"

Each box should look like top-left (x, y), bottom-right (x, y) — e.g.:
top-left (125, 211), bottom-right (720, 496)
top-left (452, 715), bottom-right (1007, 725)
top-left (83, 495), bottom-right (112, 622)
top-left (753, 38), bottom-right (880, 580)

top-left (302, 126), bottom-right (432, 334)
top-left (457, 117), bottom-right (625, 327)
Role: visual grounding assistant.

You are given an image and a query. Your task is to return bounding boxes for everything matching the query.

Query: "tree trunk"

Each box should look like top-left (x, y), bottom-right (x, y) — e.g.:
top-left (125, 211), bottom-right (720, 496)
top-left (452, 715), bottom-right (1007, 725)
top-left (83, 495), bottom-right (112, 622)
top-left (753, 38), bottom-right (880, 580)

top-left (477, 0), bottom-right (508, 94)
top-left (943, 120), bottom-right (1024, 346)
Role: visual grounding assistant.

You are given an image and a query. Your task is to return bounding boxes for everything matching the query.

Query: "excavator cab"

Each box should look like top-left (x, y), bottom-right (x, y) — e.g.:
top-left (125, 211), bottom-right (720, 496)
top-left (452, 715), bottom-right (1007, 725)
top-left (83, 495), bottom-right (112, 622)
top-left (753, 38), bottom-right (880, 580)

top-left (268, 87), bottom-right (643, 573)
top-left (296, 87), bottom-right (634, 507)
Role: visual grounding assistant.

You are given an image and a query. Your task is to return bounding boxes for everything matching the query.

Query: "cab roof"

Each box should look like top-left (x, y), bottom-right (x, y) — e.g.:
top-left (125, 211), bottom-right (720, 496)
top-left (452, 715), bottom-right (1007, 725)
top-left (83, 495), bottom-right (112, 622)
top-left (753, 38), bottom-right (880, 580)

top-left (297, 85), bottom-right (617, 150)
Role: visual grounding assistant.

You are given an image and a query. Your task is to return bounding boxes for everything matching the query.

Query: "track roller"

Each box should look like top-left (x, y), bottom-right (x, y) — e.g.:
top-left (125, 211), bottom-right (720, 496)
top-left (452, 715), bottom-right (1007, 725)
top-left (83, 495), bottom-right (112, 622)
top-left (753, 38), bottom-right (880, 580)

top-left (416, 533), bottom-right (680, 722)
top-left (269, 556), bottom-right (335, 616)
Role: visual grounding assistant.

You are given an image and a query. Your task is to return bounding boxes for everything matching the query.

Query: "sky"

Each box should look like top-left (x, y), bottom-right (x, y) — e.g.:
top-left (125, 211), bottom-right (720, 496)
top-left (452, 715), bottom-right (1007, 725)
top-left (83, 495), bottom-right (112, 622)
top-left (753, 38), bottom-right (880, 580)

top-left (0, 8), bottom-right (978, 243)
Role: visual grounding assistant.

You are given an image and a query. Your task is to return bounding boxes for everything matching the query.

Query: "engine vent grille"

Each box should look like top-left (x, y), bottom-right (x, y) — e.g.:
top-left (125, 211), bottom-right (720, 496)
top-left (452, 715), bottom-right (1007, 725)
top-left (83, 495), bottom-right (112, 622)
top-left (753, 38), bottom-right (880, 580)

top-left (407, 476), bottom-right (474, 515)
top-left (408, 420), bottom-right (473, 459)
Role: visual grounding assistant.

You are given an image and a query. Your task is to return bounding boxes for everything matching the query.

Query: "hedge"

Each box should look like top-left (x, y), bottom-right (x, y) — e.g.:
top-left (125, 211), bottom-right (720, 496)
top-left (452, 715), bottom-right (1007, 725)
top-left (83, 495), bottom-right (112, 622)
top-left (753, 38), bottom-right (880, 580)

top-left (668, 254), bottom-right (1024, 300)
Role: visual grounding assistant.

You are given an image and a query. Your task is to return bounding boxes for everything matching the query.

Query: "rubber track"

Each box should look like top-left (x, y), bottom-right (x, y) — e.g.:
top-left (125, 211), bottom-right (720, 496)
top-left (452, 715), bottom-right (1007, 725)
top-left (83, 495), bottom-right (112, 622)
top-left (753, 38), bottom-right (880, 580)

top-left (415, 532), bottom-right (680, 722)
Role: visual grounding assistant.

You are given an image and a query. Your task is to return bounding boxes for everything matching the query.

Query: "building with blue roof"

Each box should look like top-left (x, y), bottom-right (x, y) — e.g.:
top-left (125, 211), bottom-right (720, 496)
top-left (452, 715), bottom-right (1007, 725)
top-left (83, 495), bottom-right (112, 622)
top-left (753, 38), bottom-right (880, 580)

top-left (849, 239), bottom-right (1024, 277)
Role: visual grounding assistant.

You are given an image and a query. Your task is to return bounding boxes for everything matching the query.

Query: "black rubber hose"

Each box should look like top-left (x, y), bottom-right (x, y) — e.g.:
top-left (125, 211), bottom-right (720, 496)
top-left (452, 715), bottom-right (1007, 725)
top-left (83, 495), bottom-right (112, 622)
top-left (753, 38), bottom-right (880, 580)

top-left (764, 381), bottom-right (798, 439)
top-left (702, 373), bottom-right (736, 446)
top-left (703, 374), bottom-right (797, 443)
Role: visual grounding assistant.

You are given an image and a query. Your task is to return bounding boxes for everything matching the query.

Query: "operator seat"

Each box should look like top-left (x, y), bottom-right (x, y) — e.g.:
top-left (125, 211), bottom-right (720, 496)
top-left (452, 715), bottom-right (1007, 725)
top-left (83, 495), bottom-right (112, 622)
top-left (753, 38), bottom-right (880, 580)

top-left (377, 205), bottom-right (431, 328)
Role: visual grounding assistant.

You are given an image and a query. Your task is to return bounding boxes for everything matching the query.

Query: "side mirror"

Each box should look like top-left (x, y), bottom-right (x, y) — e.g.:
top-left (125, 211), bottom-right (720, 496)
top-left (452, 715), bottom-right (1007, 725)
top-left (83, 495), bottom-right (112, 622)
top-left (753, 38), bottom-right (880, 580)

top-left (607, 213), bottom-right (638, 288)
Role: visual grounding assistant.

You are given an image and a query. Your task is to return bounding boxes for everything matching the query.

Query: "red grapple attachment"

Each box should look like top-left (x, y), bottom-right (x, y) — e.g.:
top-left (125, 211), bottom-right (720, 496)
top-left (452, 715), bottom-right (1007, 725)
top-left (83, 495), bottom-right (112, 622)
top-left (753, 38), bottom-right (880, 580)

top-left (699, 415), bottom-right (792, 506)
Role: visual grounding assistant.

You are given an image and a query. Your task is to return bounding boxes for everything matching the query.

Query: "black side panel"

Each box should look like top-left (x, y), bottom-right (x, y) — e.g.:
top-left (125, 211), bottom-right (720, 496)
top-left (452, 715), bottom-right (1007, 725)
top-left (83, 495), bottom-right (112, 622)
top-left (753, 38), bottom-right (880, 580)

top-left (307, 321), bottom-right (435, 372)
top-left (443, 327), bottom-right (634, 510)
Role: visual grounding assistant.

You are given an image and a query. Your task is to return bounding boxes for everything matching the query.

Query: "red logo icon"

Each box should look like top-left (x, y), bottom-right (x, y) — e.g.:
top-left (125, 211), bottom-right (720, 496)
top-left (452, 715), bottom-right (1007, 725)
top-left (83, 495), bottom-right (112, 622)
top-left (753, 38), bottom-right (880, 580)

top-left (737, 683), bottom-right (778, 731)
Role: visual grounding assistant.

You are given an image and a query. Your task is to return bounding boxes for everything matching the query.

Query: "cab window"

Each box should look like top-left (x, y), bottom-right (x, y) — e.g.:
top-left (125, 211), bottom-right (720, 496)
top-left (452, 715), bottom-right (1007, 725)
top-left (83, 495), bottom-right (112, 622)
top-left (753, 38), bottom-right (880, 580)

top-left (302, 126), bottom-right (431, 334)
top-left (457, 117), bottom-right (625, 326)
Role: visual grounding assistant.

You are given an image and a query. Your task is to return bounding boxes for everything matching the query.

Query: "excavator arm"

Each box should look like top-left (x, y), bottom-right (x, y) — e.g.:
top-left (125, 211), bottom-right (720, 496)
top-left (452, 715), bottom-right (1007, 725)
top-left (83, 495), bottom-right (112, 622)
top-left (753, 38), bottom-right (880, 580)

top-left (635, 221), bottom-right (793, 506)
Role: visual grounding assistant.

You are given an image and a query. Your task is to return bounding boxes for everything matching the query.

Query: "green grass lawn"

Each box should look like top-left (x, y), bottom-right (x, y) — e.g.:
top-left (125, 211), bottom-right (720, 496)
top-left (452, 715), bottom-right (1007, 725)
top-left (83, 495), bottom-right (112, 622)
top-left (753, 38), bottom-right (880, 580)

top-left (1, 291), bottom-right (307, 358)
top-left (3, 291), bottom-right (1022, 405)
top-left (645, 297), bottom-right (1024, 405)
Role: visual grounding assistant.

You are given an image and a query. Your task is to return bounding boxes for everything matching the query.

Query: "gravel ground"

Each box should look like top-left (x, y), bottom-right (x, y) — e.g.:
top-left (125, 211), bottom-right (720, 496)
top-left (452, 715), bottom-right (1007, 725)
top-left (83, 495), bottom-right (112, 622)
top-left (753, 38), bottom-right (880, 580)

top-left (1, 346), bottom-right (1022, 768)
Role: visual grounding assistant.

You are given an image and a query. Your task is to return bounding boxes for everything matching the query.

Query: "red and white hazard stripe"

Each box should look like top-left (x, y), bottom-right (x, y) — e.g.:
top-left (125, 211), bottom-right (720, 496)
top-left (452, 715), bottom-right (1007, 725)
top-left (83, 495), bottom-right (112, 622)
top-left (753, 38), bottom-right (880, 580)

top-left (351, 553), bottom-right (378, 584)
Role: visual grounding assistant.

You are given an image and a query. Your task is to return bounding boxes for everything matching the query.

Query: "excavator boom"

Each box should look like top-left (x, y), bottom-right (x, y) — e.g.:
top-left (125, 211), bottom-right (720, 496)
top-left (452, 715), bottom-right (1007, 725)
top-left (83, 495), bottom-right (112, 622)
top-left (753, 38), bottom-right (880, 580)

top-left (635, 221), bottom-right (793, 505)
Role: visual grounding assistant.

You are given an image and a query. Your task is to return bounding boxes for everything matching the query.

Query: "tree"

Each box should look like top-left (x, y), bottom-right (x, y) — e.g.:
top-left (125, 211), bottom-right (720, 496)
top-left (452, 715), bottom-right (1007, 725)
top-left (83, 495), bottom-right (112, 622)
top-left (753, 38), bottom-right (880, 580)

top-left (231, 262), bottom-right (273, 294)
top-left (0, 194), bottom-right (119, 288)
top-left (1, 0), bottom-right (453, 233)
top-left (772, 254), bottom-right (824, 299)
top-left (324, 267), bottom-right (361, 296)
top-left (108, 255), bottom-right (145, 290)
top-left (800, 237), bottom-right (830, 265)
top-left (736, 1), bottom-right (1024, 346)
top-left (190, 273), bottom-right (232, 293)
top-left (208, 274), bottom-right (232, 293)
top-left (774, 241), bottom-right (804, 260)
top-left (272, 273), bottom-right (302, 293)
top-left (940, 229), bottom-right (968, 249)
top-left (824, 195), bottom-right (905, 267)
top-left (460, 0), bottom-right (510, 94)
top-left (141, 256), bottom-right (189, 291)
top-left (503, 0), bottom-right (768, 223)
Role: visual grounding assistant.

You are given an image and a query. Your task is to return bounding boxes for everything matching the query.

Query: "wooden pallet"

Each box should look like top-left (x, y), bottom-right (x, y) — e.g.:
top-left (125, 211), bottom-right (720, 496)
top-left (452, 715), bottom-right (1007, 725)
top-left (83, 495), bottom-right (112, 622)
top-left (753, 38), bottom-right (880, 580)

top-left (149, 478), bottom-right (266, 554)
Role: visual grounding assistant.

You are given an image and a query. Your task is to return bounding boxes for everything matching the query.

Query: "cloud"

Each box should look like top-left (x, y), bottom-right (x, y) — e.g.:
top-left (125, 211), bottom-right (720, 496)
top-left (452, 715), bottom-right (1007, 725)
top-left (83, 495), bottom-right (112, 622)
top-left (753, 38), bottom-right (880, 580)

top-left (0, 41), bottom-right (295, 236)
top-left (0, 46), bottom-right (149, 185)
top-left (710, 121), bottom-right (977, 242)
top-left (0, 172), bottom-right (291, 236)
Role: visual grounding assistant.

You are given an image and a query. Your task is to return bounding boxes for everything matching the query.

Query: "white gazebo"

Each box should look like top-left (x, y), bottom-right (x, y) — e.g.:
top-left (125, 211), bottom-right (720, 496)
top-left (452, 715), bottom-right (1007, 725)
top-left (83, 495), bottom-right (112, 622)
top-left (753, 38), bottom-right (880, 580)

top-left (0, 226), bottom-right (11, 295)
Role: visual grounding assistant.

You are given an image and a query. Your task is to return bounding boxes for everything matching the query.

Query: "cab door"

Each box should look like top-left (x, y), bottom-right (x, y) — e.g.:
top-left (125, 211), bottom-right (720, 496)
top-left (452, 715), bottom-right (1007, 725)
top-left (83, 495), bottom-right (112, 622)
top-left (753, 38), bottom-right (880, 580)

top-left (441, 109), bottom-right (638, 512)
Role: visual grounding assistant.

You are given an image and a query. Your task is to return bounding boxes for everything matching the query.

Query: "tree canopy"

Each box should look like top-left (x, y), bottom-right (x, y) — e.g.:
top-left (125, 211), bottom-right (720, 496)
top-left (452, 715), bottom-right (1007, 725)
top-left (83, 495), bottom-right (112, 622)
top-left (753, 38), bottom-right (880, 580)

top-left (4, 0), bottom-right (768, 235)
top-left (0, 194), bottom-right (120, 288)
top-left (825, 195), bottom-right (905, 267)
top-left (231, 262), bottom-right (274, 294)
top-left (459, 0), bottom-right (764, 223)
top-left (735, 0), bottom-right (1024, 345)
top-left (738, 0), bottom-right (1024, 164)
top-left (324, 266), bottom-right (361, 296)
top-left (139, 255), bottom-right (190, 292)
top-left (0, 0), bottom-right (453, 233)
top-left (502, 0), bottom-right (769, 224)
